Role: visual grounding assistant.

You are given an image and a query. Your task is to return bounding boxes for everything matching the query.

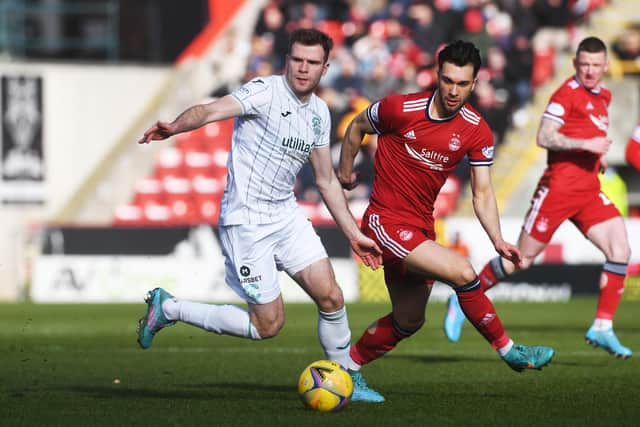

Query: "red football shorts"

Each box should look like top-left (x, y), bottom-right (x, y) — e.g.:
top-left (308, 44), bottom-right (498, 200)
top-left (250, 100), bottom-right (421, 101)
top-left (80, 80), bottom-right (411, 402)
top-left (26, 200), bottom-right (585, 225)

top-left (361, 209), bottom-right (435, 286)
top-left (523, 185), bottom-right (621, 243)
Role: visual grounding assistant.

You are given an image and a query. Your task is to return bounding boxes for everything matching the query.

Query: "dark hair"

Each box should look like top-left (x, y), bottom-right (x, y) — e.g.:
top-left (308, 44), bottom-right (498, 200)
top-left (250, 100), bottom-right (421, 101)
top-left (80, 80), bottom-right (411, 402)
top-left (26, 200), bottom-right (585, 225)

top-left (576, 36), bottom-right (607, 56)
top-left (437, 40), bottom-right (482, 77)
top-left (287, 29), bottom-right (334, 63)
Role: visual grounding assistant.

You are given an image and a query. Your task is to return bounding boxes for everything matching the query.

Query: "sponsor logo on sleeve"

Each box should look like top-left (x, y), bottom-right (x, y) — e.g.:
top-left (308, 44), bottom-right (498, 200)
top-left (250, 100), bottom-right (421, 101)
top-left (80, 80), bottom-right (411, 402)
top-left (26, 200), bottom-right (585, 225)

top-left (546, 102), bottom-right (565, 117)
top-left (369, 102), bottom-right (380, 123)
top-left (312, 116), bottom-right (322, 137)
top-left (481, 146), bottom-right (494, 159)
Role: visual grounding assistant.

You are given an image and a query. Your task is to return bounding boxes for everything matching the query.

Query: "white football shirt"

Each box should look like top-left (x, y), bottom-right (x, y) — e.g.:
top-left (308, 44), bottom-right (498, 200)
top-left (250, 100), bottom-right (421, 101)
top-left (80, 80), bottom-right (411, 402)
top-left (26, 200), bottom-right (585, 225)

top-left (221, 75), bottom-right (331, 225)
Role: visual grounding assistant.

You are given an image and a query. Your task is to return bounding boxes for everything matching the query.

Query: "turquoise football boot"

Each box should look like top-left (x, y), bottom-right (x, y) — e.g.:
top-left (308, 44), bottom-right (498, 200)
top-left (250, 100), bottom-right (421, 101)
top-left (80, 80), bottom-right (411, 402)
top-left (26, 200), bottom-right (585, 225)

top-left (502, 344), bottom-right (555, 372)
top-left (443, 293), bottom-right (466, 342)
top-left (349, 370), bottom-right (385, 403)
top-left (585, 327), bottom-right (632, 359)
top-left (137, 288), bottom-right (176, 349)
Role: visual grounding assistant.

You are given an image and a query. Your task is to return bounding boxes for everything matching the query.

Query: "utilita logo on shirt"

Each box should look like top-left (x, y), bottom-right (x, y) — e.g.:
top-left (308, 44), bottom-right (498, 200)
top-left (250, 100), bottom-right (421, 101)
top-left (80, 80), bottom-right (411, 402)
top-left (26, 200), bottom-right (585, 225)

top-left (281, 136), bottom-right (311, 153)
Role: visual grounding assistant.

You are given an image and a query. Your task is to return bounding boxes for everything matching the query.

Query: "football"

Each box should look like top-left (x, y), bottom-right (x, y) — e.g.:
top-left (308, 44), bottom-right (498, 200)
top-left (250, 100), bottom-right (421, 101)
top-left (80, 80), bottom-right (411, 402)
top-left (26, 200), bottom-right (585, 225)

top-left (297, 360), bottom-right (353, 412)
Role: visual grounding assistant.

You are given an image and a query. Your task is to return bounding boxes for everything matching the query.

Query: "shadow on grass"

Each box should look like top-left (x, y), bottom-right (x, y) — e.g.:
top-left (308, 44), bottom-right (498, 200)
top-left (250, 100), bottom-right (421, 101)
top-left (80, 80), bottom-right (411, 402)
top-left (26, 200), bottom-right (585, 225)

top-left (11, 383), bottom-right (293, 401)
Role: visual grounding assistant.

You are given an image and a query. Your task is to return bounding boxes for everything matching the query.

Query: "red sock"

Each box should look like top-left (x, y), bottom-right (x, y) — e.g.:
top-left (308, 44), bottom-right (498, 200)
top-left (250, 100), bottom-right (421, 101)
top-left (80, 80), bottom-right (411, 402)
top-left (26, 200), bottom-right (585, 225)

top-left (456, 278), bottom-right (510, 350)
top-left (478, 257), bottom-right (506, 291)
top-left (595, 262), bottom-right (627, 320)
top-left (350, 314), bottom-right (412, 366)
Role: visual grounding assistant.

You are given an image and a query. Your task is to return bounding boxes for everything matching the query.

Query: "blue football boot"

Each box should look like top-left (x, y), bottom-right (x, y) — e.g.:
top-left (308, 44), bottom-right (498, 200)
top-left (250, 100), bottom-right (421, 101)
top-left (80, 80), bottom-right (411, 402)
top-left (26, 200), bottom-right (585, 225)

top-left (349, 370), bottom-right (385, 403)
top-left (502, 344), bottom-right (555, 372)
top-left (137, 287), bottom-right (176, 349)
top-left (443, 293), bottom-right (466, 342)
top-left (585, 327), bottom-right (632, 359)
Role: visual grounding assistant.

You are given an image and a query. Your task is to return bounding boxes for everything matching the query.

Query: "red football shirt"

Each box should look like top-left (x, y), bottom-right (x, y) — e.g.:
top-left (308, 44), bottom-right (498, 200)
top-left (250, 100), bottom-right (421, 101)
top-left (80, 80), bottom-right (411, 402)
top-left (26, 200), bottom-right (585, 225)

top-left (541, 76), bottom-right (611, 193)
top-left (625, 123), bottom-right (640, 172)
top-left (366, 90), bottom-right (494, 230)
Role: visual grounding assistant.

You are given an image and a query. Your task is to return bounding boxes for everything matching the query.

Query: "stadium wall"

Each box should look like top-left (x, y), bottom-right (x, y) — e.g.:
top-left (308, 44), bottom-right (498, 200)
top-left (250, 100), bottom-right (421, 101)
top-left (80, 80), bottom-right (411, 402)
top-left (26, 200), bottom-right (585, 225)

top-left (28, 218), bottom-right (640, 303)
top-left (0, 62), bottom-right (170, 301)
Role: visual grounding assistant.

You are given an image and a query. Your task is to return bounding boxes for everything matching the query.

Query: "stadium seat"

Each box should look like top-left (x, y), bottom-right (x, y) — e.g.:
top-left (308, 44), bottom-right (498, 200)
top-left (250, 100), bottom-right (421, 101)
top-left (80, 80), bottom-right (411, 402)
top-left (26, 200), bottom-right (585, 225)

top-left (203, 118), bottom-right (233, 145)
top-left (184, 150), bottom-right (214, 180)
top-left (134, 177), bottom-right (164, 207)
top-left (192, 175), bottom-right (224, 224)
top-left (163, 176), bottom-right (197, 225)
top-left (196, 198), bottom-right (220, 224)
top-left (141, 203), bottom-right (172, 226)
top-left (175, 131), bottom-right (205, 152)
top-left (154, 146), bottom-right (185, 179)
top-left (113, 204), bottom-right (143, 226)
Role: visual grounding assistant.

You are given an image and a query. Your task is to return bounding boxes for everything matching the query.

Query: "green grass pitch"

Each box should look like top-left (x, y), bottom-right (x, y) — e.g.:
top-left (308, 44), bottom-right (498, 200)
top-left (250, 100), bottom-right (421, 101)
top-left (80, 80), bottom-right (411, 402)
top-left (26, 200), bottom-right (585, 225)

top-left (1, 297), bottom-right (638, 426)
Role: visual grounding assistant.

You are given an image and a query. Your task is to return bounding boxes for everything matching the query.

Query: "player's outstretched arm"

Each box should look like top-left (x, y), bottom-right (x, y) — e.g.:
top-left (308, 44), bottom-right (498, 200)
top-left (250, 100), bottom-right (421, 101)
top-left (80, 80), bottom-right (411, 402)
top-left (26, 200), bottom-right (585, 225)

top-left (137, 95), bottom-right (242, 144)
top-left (337, 110), bottom-right (375, 190)
top-left (310, 145), bottom-right (382, 270)
top-left (537, 117), bottom-right (611, 154)
top-left (470, 166), bottom-right (522, 266)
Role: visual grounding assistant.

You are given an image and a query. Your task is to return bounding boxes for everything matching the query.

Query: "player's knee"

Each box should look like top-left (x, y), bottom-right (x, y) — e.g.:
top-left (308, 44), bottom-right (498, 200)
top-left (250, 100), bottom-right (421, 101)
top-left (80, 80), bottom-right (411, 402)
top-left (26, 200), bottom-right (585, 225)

top-left (458, 262), bottom-right (477, 285)
top-left (315, 283), bottom-right (345, 313)
top-left (254, 320), bottom-right (284, 339)
top-left (518, 256), bottom-right (535, 270)
top-left (610, 242), bottom-right (631, 263)
top-left (397, 317), bottom-right (425, 334)
top-left (252, 314), bottom-right (285, 339)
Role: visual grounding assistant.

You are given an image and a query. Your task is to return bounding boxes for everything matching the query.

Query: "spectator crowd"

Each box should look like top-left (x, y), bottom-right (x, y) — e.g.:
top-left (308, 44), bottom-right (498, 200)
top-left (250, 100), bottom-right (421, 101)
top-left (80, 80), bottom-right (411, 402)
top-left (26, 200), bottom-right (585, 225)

top-left (245, 0), bottom-right (611, 210)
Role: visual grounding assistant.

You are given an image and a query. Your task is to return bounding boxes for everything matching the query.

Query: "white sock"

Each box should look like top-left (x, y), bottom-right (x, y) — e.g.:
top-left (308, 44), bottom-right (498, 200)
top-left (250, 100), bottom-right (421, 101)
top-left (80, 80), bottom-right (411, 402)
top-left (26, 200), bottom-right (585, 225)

top-left (497, 339), bottom-right (514, 357)
top-left (318, 307), bottom-right (354, 369)
top-left (163, 299), bottom-right (261, 339)
top-left (592, 318), bottom-right (613, 331)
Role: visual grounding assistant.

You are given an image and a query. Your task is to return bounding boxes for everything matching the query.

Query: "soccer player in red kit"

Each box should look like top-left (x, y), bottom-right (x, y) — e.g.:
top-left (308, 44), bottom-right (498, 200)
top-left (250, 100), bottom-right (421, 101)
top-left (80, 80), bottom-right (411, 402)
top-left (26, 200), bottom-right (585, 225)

top-left (445, 37), bottom-right (632, 359)
top-left (626, 123), bottom-right (640, 172)
top-left (338, 40), bottom-right (555, 398)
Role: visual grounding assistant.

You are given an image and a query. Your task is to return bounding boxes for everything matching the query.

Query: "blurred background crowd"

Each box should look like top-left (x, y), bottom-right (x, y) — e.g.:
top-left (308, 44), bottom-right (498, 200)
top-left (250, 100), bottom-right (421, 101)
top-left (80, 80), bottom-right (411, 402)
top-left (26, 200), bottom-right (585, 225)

top-left (243, 0), bottom-right (614, 206)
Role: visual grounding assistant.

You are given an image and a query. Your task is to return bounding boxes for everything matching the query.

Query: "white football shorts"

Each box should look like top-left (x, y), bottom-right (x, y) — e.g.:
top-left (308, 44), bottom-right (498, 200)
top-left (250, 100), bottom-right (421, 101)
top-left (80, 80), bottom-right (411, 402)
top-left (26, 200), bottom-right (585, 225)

top-left (218, 208), bottom-right (328, 304)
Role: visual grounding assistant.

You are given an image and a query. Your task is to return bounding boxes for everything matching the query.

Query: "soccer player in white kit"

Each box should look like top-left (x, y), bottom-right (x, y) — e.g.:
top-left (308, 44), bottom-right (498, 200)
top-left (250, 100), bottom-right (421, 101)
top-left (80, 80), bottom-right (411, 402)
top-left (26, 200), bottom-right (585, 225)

top-left (136, 29), bottom-right (384, 402)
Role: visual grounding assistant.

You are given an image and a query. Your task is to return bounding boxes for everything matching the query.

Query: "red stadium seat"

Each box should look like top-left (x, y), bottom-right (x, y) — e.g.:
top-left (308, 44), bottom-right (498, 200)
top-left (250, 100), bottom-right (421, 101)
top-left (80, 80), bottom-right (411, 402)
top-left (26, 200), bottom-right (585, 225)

top-left (163, 176), bottom-right (197, 225)
top-left (204, 118), bottom-right (234, 146)
top-left (142, 203), bottom-right (172, 226)
top-left (113, 204), bottom-right (143, 226)
top-left (196, 198), bottom-right (220, 224)
top-left (184, 150), bottom-right (214, 179)
top-left (192, 175), bottom-right (224, 224)
top-left (134, 177), bottom-right (164, 207)
top-left (154, 146), bottom-right (185, 179)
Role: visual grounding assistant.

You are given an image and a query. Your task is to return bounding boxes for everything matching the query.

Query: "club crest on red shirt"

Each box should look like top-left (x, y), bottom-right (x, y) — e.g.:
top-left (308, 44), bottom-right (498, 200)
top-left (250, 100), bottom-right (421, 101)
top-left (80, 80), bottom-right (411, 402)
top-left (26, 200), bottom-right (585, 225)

top-left (449, 133), bottom-right (461, 151)
top-left (398, 229), bottom-right (414, 241)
